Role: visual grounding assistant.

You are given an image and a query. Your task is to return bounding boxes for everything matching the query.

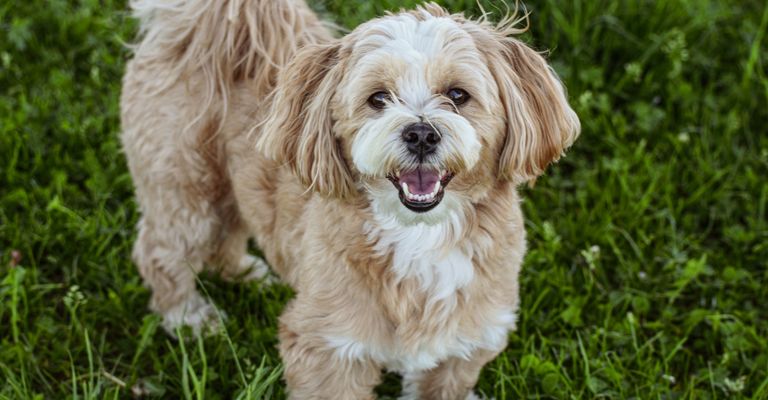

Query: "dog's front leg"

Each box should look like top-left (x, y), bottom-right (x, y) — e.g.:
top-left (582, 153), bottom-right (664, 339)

top-left (278, 304), bottom-right (382, 400)
top-left (401, 348), bottom-right (502, 400)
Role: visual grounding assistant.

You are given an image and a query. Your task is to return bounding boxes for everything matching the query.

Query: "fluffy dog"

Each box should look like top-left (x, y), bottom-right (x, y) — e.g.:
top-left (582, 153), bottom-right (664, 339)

top-left (120, 0), bottom-right (580, 398)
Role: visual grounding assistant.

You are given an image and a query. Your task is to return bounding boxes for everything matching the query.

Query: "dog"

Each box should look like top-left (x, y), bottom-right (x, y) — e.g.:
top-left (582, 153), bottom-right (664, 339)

top-left (120, 0), bottom-right (580, 398)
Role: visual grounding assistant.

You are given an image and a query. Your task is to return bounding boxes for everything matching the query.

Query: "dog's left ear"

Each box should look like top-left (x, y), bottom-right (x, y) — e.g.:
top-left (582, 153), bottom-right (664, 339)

top-left (472, 26), bottom-right (581, 183)
top-left (258, 41), bottom-right (355, 198)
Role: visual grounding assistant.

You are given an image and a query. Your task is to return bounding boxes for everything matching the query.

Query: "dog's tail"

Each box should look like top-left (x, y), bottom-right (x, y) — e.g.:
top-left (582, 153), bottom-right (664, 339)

top-left (129, 0), bottom-right (332, 124)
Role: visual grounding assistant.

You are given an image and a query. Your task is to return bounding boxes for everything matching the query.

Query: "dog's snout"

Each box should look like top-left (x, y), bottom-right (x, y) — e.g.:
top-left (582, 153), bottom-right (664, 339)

top-left (402, 122), bottom-right (440, 156)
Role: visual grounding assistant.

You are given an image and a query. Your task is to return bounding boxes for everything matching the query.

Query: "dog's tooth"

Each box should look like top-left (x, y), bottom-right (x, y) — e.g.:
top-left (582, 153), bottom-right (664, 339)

top-left (402, 182), bottom-right (410, 196)
top-left (433, 181), bottom-right (441, 195)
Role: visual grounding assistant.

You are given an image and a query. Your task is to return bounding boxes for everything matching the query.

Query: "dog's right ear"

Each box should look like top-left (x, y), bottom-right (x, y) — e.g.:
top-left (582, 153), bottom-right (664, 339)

top-left (257, 41), bottom-right (355, 198)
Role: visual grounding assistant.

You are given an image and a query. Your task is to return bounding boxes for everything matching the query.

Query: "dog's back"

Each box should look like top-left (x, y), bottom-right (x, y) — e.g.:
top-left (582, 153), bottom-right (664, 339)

top-left (119, 0), bottom-right (330, 333)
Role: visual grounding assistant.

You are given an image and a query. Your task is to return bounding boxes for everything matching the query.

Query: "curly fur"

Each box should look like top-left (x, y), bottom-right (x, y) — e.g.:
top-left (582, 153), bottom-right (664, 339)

top-left (120, 1), bottom-right (579, 398)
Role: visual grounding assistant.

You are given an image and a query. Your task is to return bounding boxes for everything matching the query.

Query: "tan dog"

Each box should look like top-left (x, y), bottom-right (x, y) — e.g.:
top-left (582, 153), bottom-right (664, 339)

top-left (120, 0), bottom-right (579, 398)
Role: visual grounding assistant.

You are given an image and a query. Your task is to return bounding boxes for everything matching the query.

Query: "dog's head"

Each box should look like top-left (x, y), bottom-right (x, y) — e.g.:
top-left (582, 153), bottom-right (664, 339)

top-left (259, 4), bottom-right (579, 224)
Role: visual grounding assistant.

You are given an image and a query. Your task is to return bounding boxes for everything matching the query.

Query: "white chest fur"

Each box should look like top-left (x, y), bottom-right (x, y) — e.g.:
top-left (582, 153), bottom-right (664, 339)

top-left (325, 210), bottom-right (516, 372)
top-left (370, 211), bottom-right (475, 302)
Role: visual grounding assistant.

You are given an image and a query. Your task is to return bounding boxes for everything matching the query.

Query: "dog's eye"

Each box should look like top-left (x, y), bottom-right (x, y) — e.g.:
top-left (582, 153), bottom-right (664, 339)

top-left (446, 88), bottom-right (470, 106)
top-left (367, 91), bottom-right (391, 110)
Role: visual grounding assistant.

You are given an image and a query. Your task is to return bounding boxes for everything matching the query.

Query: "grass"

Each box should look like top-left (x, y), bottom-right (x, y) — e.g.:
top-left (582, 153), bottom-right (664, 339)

top-left (1, 0), bottom-right (767, 398)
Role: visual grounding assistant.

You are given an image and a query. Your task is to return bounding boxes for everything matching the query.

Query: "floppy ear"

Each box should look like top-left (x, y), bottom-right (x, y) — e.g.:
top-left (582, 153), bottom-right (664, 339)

top-left (482, 33), bottom-right (581, 182)
top-left (257, 42), bottom-right (355, 198)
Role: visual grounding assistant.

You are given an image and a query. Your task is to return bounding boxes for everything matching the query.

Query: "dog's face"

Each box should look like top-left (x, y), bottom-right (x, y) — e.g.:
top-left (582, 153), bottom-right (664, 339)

top-left (259, 5), bottom-right (579, 224)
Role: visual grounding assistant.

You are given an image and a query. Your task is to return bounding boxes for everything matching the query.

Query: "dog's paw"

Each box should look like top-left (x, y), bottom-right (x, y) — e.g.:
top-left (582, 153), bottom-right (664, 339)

top-left (232, 255), bottom-right (275, 284)
top-left (161, 295), bottom-right (225, 337)
top-left (466, 392), bottom-right (494, 400)
top-left (399, 391), bottom-right (489, 400)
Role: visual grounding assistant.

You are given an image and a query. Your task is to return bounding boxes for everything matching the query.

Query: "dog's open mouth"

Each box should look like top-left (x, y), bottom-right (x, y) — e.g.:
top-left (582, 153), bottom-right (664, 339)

top-left (386, 167), bottom-right (454, 213)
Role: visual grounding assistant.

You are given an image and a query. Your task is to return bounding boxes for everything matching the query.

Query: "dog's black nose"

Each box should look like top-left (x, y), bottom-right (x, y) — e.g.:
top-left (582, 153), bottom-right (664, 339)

top-left (401, 122), bottom-right (440, 157)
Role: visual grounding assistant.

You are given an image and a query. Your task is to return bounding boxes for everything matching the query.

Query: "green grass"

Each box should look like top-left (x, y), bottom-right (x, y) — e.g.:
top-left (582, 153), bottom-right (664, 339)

top-left (1, 0), bottom-right (767, 398)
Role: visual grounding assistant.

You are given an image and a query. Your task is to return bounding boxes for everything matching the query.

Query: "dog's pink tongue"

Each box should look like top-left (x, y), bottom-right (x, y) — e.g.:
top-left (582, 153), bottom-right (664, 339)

top-left (400, 167), bottom-right (440, 195)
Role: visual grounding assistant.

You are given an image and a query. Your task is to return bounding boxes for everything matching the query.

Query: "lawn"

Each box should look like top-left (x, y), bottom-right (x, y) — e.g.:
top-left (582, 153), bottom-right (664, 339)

top-left (1, 0), bottom-right (767, 398)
